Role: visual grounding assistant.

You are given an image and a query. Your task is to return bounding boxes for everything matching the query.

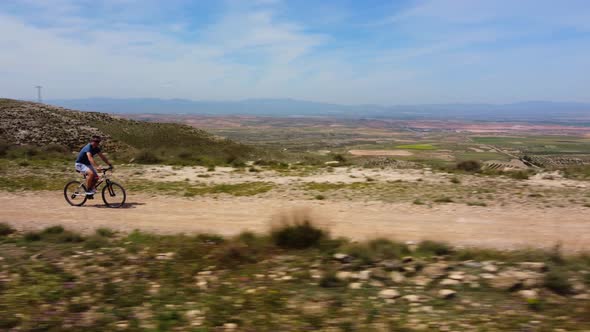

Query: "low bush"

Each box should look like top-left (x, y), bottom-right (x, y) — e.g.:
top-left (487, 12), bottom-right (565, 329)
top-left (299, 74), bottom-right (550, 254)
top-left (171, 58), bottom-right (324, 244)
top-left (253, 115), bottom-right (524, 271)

top-left (456, 160), bottom-right (482, 172)
top-left (43, 144), bottom-right (69, 155)
top-left (23, 231), bottom-right (41, 241)
top-left (96, 227), bottom-right (116, 238)
top-left (434, 197), bottom-right (454, 203)
top-left (0, 140), bottom-right (10, 157)
top-left (42, 225), bottom-right (65, 235)
top-left (319, 269), bottom-right (345, 288)
top-left (0, 223), bottom-right (15, 236)
top-left (509, 170), bottom-right (530, 180)
top-left (417, 240), bottom-right (453, 256)
top-left (135, 150), bottom-right (161, 164)
top-left (271, 216), bottom-right (327, 250)
top-left (544, 268), bottom-right (572, 295)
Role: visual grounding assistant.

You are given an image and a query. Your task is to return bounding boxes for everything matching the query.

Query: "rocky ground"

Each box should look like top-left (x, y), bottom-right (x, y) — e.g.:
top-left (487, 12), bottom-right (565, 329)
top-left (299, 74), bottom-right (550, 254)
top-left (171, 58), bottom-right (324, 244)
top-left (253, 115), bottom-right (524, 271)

top-left (0, 223), bottom-right (588, 331)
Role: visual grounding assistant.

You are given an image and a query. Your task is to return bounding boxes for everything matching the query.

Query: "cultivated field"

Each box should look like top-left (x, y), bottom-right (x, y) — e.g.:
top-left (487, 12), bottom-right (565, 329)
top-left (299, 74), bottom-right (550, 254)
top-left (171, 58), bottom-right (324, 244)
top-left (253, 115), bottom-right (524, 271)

top-left (2, 105), bottom-right (590, 331)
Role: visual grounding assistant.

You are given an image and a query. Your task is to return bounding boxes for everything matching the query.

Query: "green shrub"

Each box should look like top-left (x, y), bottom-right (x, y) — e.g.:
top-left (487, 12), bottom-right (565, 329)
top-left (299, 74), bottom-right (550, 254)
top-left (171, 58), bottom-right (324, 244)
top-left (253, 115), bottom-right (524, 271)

top-left (84, 235), bottom-right (110, 249)
top-left (434, 196), bottom-right (454, 203)
top-left (509, 170), bottom-right (530, 180)
top-left (526, 298), bottom-right (544, 311)
top-left (42, 225), bottom-right (65, 234)
top-left (367, 238), bottom-right (410, 259)
top-left (456, 160), bottom-right (482, 172)
top-left (177, 151), bottom-right (193, 160)
top-left (315, 194), bottom-right (326, 200)
top-left (36, 226), bottom-right (84, 243)
top-left (0, 140), bottom-right (10, 157)
top-left (417, 240), bottom-right (453, 256)
top-left (135, 150), bottom-right (161, 164)
top-left (0, 223), bottom-right (15, 236)
top-left (332, 154), bottom-right (347, 163)
top-left (96, 227), bottom-right (115, 238)
top-left (214, 243), bottom-right (259, 266)
top-left (319, 269), bottom-right (345, 288)
top-left (56, 231), bottom-right (85, 243)
top-left (544, 268), bottom-right (572, 295)
top-left (24, 231), bottom-right (42, 241)
top-left (43, 144), bottom-right (69, 155)
top-left (450, 177), bottom-right (461, 184)
top-left (271, 218), bottom-right (327, 249)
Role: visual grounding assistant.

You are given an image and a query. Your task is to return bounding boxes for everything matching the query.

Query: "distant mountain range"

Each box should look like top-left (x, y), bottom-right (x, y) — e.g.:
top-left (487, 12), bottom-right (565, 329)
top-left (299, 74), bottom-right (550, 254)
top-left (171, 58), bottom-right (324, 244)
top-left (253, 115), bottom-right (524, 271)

top-left (47, 98), bottom-right (590, 122)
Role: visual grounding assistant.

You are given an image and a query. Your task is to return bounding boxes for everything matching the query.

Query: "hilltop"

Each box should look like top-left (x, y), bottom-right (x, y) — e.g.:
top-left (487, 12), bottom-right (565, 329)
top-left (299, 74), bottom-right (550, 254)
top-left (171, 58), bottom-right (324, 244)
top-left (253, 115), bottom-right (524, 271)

top-left (0, 99), bottom-right (255, 165)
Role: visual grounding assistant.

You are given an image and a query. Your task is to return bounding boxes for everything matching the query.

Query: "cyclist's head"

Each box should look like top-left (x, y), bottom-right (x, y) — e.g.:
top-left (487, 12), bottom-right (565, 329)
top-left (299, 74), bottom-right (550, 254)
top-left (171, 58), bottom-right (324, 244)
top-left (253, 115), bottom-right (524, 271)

top-left (90, 135), bottom-right (102, 147)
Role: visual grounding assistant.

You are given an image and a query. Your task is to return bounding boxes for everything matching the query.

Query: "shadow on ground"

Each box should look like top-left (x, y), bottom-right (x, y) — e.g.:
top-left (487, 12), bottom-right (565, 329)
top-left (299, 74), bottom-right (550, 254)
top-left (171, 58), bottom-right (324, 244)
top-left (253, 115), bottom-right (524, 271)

top-left (83, 202), bottom-right (146, 209)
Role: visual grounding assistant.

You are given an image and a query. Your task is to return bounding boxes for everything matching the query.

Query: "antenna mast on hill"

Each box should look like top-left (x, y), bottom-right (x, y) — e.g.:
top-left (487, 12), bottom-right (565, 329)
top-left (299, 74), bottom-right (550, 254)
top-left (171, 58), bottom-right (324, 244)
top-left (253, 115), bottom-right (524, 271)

top-left (34, 85), bottom-right (42, 103)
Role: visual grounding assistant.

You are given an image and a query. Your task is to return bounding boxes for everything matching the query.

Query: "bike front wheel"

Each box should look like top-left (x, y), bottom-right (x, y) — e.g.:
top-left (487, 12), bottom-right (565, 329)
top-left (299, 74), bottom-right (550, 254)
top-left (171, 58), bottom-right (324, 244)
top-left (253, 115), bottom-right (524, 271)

top-left (64, 181), bottom-right (88, 206)
top-left (102, 181), bottom-right (126, 208)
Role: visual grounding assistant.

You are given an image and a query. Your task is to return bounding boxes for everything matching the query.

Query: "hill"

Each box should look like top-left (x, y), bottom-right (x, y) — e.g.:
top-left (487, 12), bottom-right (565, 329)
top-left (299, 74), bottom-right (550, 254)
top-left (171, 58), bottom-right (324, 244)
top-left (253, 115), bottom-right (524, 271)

top-left (0, 98), bottom-right (255, 165)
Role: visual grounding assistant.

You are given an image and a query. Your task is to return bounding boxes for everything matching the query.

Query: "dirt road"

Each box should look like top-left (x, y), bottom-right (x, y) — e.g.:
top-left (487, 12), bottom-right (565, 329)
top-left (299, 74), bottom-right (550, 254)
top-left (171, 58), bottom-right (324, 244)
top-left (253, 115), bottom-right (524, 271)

top-left (1, 191), bottom-right (588, 252)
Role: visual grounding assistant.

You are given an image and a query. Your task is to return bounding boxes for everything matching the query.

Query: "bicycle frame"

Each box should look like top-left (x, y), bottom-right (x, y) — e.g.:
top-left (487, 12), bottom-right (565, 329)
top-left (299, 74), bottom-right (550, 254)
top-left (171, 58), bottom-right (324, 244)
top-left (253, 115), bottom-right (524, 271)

top-left (73, 167), bottom-right (114, 196)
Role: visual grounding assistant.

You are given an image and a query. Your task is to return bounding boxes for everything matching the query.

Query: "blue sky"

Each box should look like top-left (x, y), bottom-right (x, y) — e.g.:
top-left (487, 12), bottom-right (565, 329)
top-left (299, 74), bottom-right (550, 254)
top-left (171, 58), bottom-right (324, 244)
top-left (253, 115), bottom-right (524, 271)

top-left (1, 0), bottom-right (589, 104)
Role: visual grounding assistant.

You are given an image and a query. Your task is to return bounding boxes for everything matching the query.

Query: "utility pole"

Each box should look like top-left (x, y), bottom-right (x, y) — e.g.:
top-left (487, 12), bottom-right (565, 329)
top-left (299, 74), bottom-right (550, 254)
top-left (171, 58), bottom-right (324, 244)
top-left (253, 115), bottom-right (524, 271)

top-left (34, 85), bottom-right (42, 103)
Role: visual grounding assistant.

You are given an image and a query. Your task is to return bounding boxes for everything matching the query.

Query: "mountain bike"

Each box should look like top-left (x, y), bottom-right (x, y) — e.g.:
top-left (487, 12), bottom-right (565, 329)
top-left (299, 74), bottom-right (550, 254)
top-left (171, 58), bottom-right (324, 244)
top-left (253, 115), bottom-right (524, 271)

top-left (64, 166), bottom-right (126, 208)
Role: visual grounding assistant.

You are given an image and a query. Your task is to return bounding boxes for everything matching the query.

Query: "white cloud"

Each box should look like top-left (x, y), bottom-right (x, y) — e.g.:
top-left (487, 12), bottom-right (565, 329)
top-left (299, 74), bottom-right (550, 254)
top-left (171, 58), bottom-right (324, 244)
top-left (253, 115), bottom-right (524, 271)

top-left (0, 0), bottom-right (589, 104)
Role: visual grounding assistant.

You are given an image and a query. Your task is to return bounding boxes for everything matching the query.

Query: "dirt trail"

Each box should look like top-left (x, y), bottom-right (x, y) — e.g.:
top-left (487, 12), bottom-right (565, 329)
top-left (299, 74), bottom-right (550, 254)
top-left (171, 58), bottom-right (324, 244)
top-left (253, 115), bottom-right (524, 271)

top-left (1, 191), bottom-right (589, 252)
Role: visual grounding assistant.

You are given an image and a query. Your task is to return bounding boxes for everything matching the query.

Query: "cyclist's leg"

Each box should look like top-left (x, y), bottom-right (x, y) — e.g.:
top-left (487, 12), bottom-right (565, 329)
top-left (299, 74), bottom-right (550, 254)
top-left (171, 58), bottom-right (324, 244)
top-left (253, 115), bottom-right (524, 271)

top-left (85, 169), bottom-right (94, 191)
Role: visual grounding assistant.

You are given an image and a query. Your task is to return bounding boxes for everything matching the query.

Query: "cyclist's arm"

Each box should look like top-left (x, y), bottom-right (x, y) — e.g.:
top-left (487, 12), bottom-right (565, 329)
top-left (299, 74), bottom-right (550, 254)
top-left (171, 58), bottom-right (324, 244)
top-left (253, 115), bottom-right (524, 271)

top-left (97, 152), bottom-right (112, 167)
top-left (87, 152), bottom-right (101, 171)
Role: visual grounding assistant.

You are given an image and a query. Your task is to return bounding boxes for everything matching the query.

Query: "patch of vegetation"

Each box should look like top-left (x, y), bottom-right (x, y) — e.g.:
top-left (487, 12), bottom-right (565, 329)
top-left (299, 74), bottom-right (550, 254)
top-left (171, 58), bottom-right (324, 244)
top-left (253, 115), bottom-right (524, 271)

top-left (134, 150), bottom-right (161, 164)
top-left (0, 175), bottom-right (66, 191)
top-left (395, 144), bottom-right (437, 150)
top-left (467, 201), bottom-right (487, 207)
top-left (0, 225), bottom-right (589, 331)
top-left (434, 196), bottom-right (454, 203)
top-left (0, 223), bottom-right (15, 236)
top-left (508, 170), bottom-right (530, 180)
top-left (303, 182), bottom-right (372, 192)
top-left (456, 160), bottom-right (482, 173)
top-left (185, 182), bottom-right (274, 197)
top-left (563, 165), bottom-right (590, 180)
top-left (544, 268), bottom-right (572, 295)
top-left (271, 219), bottom-right (327, 249)
top-left (417, 240), bottom-right (453, 256)
top-left (96, 227), bottom-right (116, 238)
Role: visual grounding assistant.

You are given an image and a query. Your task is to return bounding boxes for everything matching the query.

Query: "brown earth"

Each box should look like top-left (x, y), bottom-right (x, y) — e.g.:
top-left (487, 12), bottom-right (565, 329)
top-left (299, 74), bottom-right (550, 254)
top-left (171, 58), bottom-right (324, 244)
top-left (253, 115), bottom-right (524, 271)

top-left (1, 191), bottom-right (588, 253)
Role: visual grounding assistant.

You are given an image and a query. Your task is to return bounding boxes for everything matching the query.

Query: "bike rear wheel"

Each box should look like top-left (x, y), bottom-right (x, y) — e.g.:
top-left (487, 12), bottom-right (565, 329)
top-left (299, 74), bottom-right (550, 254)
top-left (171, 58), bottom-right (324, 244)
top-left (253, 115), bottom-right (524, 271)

top-left (64, 181), bottom-right (88, 206)
top-left (102, 181), bottom-right (126, 208)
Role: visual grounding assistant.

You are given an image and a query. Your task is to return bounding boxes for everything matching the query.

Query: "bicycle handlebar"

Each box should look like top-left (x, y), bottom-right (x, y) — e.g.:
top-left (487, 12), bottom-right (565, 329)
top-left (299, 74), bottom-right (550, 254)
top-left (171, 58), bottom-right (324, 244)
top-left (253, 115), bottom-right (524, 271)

top-left (101, 166), bottom-right (114, 173)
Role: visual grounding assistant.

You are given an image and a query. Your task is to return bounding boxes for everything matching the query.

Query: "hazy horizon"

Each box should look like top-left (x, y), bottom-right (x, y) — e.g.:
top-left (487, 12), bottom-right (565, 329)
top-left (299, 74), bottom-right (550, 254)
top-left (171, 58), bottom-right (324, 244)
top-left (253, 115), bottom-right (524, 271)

top-left (1, 0), bottom-right (590, 104)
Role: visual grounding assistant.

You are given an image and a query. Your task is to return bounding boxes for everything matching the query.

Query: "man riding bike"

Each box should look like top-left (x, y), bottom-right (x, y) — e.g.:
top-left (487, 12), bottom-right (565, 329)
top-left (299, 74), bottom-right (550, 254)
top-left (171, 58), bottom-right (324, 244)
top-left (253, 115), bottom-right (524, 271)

top-left (75, 136), bottom-right (112, 198)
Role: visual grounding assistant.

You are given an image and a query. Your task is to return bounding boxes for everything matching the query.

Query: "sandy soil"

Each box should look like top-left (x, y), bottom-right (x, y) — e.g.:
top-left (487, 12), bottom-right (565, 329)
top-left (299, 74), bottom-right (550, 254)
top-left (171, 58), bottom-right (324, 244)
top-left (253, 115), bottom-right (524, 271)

top-left (1, 191), bottom-right (588, 253)
top-left (135, 165), bottom-right (431, 185)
